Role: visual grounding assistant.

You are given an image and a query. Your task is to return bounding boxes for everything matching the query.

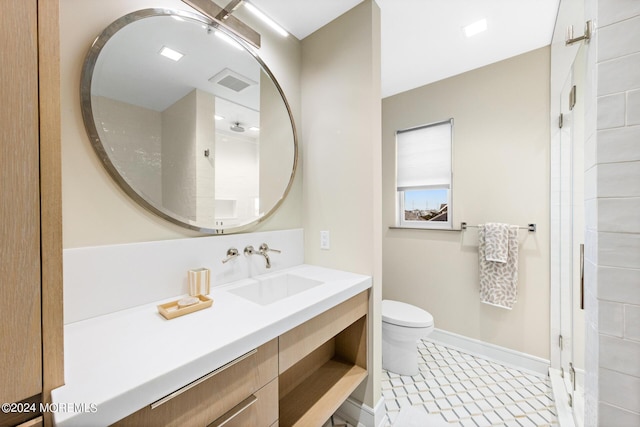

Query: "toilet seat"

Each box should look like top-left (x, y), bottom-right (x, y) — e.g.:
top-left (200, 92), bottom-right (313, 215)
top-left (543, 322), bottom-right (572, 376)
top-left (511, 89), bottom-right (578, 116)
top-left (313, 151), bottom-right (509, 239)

top-left (382, 300), bottom-right (433, 328)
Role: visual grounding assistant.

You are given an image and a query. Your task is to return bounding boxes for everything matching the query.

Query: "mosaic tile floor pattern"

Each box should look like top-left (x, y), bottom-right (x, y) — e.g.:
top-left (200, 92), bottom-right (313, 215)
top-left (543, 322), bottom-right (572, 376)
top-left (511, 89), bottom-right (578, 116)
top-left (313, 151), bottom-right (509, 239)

top-left (383, 340), bottom-right (559, 426)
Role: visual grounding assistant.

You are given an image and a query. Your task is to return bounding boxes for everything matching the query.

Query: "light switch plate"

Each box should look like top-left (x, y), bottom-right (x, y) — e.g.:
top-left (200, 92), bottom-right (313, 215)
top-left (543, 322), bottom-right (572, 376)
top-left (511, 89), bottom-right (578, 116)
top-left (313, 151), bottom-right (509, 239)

top-left (320, 230), bottom-right (330, 250)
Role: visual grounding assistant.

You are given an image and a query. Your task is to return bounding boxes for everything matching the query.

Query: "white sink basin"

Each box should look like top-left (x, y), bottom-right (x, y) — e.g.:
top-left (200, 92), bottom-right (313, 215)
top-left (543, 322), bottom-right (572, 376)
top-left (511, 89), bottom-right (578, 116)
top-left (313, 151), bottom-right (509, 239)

top-left (228, 273), bottom-right (323, 305)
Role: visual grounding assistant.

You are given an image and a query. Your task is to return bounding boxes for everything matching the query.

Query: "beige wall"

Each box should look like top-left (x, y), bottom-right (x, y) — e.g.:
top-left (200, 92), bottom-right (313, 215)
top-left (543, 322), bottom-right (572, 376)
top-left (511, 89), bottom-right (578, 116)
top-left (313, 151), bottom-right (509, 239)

top-left (382, 47), bottom-right (551, 359)
top-left (259, 71), bottom-right (296, 216)
top-left (301, 0), bottom-right (382, 407)
top-left (61, 0), bottom-right (302, 248)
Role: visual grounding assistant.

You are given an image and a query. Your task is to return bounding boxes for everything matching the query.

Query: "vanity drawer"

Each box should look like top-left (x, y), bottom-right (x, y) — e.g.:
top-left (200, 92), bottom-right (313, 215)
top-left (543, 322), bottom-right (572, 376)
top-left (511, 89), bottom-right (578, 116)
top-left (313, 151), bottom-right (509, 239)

top-left (112, 338), bottom-right (277, 427)
top-left (208, 378), bottom-right (278, 427)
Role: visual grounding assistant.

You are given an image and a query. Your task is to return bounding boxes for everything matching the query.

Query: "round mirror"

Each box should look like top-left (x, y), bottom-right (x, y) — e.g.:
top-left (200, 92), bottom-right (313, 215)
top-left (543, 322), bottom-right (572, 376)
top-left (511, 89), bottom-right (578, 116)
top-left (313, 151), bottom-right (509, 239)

top-left (80, 8), bottom-right (297, 234)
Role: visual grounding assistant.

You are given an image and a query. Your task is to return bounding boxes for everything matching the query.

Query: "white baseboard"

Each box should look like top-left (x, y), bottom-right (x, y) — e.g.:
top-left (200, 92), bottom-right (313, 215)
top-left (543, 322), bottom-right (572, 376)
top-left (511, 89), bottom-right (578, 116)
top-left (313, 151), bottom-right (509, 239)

top-left (428, 328), bottom-right (551, 377)
top-left (335, 396), bottom-right (386, 427)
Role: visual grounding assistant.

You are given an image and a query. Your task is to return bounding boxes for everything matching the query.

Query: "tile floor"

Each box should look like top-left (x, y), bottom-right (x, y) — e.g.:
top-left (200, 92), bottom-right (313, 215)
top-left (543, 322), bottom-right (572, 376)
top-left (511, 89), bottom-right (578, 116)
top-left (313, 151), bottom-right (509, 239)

top-left (382, 339), bottom-right (559, 426)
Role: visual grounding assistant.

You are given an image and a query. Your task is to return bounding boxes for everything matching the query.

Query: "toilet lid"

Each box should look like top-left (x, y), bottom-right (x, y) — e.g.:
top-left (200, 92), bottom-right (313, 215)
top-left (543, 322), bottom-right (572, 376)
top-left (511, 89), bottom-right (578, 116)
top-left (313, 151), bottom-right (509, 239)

top-left (382, 300), bottom-right (434, 328)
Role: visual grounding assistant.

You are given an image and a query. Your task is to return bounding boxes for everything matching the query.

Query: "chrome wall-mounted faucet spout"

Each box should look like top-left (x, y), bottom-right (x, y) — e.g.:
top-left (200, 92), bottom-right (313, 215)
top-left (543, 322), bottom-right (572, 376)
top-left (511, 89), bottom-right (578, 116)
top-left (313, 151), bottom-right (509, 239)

top-left (243, 245), bottom-right (266, 268)
top-left (244, 243), bottom-right (281, 269)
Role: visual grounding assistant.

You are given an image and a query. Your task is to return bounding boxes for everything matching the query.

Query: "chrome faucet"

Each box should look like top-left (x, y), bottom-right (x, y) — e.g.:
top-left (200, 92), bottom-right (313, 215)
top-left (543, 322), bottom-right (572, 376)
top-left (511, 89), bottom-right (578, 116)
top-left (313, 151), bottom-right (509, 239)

top-left (244, 243), bottom-right (281, 269)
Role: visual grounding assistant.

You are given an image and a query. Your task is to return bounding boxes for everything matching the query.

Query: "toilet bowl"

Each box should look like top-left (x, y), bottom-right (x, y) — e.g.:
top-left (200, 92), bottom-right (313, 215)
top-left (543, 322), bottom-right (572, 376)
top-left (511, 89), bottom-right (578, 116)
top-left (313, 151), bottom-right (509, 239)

top-left (382, 299), bottom-right (434, 376)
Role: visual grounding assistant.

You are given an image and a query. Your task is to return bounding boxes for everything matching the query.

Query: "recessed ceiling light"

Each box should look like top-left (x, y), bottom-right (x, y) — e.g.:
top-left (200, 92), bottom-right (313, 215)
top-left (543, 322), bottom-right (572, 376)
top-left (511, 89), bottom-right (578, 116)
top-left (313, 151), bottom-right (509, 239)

top-left (463, 18), bottom-right (487, 38)
top-left (244, 2), bottom-right (288, 37)
top-left (159, 46), bottom-right (184, 61)
top-left (249, 126), bottom-right (260, 132)
top-left (214, 115), bottom-right (224, 121)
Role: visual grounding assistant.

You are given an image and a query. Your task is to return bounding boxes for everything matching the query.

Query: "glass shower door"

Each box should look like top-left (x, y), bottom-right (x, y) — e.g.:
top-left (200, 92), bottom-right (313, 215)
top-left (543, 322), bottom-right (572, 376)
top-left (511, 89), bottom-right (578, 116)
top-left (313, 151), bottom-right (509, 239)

top-left (558, 46), bottom-right (585, 426)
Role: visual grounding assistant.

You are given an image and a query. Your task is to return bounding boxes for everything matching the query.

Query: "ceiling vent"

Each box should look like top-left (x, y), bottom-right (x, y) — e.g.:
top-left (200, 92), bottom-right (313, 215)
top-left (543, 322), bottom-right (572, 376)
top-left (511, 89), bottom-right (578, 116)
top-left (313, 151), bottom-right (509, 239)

top-left (209, 68), bottom-right (257, 92)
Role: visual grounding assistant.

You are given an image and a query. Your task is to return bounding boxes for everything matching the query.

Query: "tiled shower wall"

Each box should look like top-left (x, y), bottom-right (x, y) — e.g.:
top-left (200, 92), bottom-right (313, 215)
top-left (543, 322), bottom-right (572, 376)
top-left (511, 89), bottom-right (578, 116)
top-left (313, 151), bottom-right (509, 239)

top-left (584, 0), bottom-right (640, 424)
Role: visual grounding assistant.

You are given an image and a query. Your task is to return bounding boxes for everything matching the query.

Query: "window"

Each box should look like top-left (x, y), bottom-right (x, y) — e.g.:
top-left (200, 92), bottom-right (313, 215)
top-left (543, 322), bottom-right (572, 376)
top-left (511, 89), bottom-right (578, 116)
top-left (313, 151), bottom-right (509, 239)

top-left (396, 119), bottom-right (453, 229)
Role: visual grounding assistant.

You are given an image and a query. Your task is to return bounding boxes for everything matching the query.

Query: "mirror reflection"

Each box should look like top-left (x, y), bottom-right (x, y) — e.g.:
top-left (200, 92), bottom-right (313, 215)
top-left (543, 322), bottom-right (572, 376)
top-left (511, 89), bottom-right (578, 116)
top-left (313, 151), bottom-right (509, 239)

top-left (82, 8), bottom-right (297, 233)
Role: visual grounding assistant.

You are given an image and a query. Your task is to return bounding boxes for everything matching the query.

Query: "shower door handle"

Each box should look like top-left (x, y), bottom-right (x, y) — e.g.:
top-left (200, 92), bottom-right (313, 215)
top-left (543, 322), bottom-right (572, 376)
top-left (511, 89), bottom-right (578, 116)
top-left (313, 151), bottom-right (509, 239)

top-left (569, 362), bottom-right (576, 391)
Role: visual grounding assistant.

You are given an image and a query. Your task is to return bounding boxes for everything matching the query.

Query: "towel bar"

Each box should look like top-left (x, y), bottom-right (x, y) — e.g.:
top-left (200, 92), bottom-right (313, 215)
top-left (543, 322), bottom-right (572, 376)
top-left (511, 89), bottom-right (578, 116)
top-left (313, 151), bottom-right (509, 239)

top-left (460, 222), bottom-right (536, 233)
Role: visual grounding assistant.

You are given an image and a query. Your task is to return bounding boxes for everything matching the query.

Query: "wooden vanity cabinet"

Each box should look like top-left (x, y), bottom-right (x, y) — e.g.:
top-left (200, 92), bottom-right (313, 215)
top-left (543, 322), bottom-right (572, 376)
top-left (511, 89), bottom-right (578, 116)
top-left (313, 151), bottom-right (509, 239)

top-left (113, 290), bottom-right (368, 427)
top-left (279, 291), bottom-right (369, 427)
top-left (1, 1), bottom-right (63, 427)
top-left (112, 339), bottom-right (278, 427)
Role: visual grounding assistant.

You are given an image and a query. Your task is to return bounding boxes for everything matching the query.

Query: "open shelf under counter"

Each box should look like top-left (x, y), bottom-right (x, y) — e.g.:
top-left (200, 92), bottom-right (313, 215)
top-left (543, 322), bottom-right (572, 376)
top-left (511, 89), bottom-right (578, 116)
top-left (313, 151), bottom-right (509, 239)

top-left (277, 291), bottom-right (369, 427)
top-left (279, 358), bottom-right (367, 426)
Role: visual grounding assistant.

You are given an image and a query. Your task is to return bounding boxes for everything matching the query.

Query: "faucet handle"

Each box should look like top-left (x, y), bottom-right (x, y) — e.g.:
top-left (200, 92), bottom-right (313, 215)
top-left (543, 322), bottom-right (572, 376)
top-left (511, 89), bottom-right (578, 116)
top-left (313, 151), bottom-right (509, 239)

top-left (222, 247), bottom-right (239, 263)
top-left (259, 243), bottom-right (281, 253)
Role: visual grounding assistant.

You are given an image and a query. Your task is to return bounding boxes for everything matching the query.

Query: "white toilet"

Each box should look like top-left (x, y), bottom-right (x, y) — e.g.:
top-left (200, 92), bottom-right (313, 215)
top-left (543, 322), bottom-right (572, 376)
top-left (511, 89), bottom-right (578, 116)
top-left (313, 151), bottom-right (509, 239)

top-left (382, 299), bottom-right (434, 376)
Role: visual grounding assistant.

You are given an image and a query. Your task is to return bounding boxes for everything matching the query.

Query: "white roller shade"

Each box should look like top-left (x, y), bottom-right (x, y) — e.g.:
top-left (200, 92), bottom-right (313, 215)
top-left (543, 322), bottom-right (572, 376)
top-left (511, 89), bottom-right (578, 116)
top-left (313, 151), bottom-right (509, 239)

top-left (396, 120), bottom-right (452, 191)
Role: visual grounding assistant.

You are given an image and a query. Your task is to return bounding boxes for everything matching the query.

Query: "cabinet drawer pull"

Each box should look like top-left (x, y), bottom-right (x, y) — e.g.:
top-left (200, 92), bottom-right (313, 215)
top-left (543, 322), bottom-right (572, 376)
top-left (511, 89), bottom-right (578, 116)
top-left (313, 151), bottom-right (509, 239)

top-left (150, 349), bottom-right (257, 409)
top-left (207, 395), bottom-right (257, 427)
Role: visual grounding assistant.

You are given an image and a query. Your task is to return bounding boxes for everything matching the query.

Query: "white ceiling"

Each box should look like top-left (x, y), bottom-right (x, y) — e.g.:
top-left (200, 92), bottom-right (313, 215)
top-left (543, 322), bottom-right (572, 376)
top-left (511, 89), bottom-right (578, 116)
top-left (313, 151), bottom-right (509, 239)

top-left (250, 0), bottom-right (560, 98)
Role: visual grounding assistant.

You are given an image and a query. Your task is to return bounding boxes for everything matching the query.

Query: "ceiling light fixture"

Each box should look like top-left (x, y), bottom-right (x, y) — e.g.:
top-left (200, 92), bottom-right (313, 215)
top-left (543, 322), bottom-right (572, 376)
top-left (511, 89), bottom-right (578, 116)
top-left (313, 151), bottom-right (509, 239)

top-left (244, 2), bottom-right (288, 37)
top-left (249, 126), bottom-right (260, 132)
top-left (230, 122), bottom-right (245, 132)
top-left (463, 18), bottom-right (487, 38)
top-left (214, 115), bottom-right (225, 121)
top-left (215, 0), bottom-right (243, 21)
top-left (159, 46), bottom-right (184, 61)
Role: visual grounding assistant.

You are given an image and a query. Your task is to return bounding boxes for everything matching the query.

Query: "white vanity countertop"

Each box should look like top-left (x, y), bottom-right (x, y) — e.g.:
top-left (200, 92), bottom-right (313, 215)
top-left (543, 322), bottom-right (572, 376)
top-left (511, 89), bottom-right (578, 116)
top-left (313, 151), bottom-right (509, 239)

top-left (52, 264), bottom-right (371, 427)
